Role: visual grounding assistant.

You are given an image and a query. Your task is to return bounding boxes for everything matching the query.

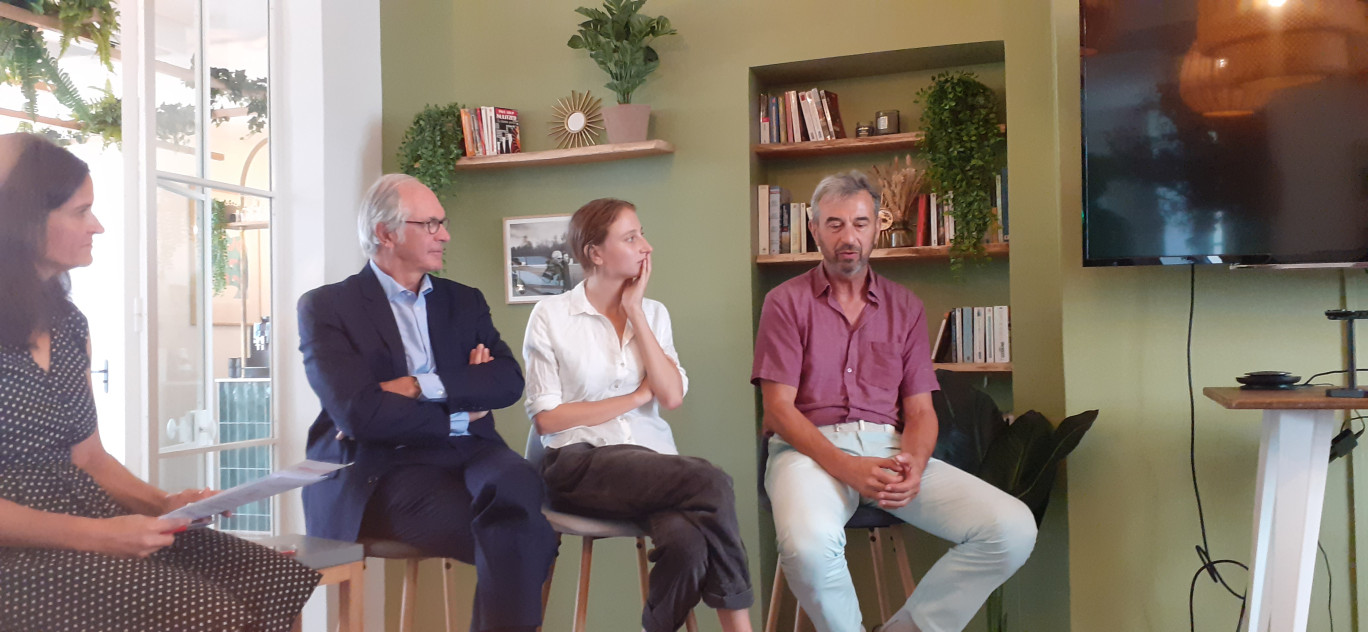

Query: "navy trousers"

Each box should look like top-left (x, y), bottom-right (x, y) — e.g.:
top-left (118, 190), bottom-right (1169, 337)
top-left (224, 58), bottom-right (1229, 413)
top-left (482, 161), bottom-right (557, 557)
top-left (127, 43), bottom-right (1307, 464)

top-left (359, 435), bottom-right (557, 632)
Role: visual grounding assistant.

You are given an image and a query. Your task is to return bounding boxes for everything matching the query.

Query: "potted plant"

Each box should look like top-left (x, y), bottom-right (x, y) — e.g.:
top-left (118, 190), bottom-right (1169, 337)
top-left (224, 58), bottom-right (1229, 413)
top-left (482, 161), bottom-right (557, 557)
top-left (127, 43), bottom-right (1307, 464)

top-left (567, 0), bottom-right (676, 143)
top-left (916, 71), bottom-right (1005, 264)
top-left (396, 103), bottom-right (466, 193)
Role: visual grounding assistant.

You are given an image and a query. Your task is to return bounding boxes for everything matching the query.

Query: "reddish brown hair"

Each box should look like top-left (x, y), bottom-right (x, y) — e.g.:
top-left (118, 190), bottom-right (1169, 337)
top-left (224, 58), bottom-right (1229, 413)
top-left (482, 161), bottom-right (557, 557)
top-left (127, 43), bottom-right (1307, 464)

top-left (568, 198), bottom-right (634, 273)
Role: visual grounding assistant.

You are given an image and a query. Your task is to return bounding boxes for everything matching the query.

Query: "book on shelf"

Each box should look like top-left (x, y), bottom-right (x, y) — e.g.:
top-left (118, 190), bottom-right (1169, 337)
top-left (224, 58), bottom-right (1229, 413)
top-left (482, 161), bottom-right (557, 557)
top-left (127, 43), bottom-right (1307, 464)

top-left (934, 306), bottom-right (1011, 365)
top-left (459, 106), bottom-right (522, 157)
top-left (779, 202), bottom-right (791, 253)
top-left (756, 185), bottom-right (770, 255)
top-left (494, 107), bottom-right (521, 155)
top-left (757, 87), bottom-right (846, 144)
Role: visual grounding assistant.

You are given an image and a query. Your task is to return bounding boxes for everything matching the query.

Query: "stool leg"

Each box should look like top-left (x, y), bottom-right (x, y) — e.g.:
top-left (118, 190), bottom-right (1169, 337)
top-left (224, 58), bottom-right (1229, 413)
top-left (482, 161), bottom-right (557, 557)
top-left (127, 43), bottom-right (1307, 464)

top-left (685, 610), bottom-right (699, 632)
top-left (400, 558), bottom-right (420, 632)
top-left (338, 560), bottom-right (365, 632)
top-left (868, 528), bottom-right (890, 622)
top-left (888, 526), bottom-right (916, 598)
top-left (574, 537), bottom-right (595, 632)
top-left (541, 533), bottom-right (563, 630)
top-left (442, 559), bottom-right (459, 632)
top-left (793, 604), bottom-right (808, 632)
top-left (636, 536), bottom-right (651, 604)
top-left (764, 559), bottom-right (784, 632)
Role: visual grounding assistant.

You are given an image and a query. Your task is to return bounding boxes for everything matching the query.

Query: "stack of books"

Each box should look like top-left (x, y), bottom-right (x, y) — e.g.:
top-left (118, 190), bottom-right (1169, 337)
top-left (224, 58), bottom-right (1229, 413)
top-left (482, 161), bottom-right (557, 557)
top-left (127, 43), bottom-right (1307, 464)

top-left (755, 185), bottom-right (814, 255)
top-left (460, 107), bottom-right (521, 157)
top-left (757, 88), bottom-right (846, 144)
top-left (887, 168), bottom-right (1011, 248)
top-left (933, 306), bottom-right (1011, 364)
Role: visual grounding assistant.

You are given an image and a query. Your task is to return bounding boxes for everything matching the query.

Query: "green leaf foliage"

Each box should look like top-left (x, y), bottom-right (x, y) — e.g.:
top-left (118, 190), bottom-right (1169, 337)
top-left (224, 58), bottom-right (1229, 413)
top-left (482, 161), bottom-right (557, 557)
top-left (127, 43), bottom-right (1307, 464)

top-left (210, 67), bottom-right (268, 136)
top-left (397, 103), bottom-right (466, 193)
top-left (567, 0), bottom-right (676, 104)
top-left (916, 71), bottom-right (1004, 265)
top-left (211, 199), bottom-right (231, 296)
top-left (977, 409), bottom-right (1097, 525)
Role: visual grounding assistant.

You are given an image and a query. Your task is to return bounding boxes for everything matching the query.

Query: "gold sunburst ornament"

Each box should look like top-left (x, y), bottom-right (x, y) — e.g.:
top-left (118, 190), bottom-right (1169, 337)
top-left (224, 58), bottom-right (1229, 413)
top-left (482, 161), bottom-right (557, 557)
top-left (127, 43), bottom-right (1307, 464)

top-left (549, 91), bottom-right (604, 149)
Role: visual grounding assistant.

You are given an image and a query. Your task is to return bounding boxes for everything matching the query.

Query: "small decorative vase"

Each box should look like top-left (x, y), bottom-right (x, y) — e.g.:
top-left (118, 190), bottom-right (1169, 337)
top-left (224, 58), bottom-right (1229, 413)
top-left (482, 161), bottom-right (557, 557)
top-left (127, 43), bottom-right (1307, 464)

top-left (888, 221), bottom-right (916, 248)
top-left (602, 104), bottom-right (651, 143)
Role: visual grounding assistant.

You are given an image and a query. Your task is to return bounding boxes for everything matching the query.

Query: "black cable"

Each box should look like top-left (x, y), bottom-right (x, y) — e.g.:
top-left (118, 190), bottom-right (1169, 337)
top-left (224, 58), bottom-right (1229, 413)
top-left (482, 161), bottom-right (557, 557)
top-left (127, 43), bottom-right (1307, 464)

top-left (1318, 541), bottom-right (1334, 632)
top-left (1187, 559), bottom-right (1249, 632)
top-left (1187, 264), bottom-right (1248, 632)
top-left (1300, 368), bottom-right (1368, 386)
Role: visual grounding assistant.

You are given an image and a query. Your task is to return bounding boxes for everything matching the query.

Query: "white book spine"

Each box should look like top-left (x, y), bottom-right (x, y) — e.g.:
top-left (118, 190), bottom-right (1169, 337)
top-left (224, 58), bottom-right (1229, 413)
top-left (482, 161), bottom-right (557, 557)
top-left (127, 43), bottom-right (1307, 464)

top-left (994, 305), bottom-right (1011, 362)
top-left (757, 185), bottom-right (770, 255)
top-left (929, 194), bottom-right (939, 247)
top-left (768, 187), bottom-right (782, 254)
top-left (973, 307), bottom-right (986, 363)
top-left (990, 309), bottom-right (1001, 363)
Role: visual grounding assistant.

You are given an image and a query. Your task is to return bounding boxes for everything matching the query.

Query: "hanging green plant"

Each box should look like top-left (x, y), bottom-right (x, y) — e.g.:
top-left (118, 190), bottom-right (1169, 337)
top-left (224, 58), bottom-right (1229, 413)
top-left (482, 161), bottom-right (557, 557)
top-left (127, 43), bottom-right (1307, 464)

top-left (396, 103), bottom-right (465, 193)
top-left (211, 199), bottom-right (232, 296)
top-left (209, 67), bottom-right (268, 136)
top-left (916, 71), bottom-right (1004, 264)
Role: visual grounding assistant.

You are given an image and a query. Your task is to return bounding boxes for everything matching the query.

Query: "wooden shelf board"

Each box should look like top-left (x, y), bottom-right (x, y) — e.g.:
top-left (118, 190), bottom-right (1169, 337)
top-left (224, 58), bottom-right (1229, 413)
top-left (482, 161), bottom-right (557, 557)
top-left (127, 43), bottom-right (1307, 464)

top-left (754, 132), bottom-right (924, 159)
top-left (756, 242), bottom-right (1008, 265)
top-left (454, 140), bottom-right (674, 171)
top-left (934, 362), bottom-right (1012, 373)
top-left (751, 41), bottom-right (1005, 85)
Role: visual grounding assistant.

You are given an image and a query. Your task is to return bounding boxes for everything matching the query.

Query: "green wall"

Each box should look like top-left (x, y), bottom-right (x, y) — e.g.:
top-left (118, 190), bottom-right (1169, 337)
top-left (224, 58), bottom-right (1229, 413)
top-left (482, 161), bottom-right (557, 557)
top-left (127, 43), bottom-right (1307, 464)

top-left (380, 1), bottom-right (1368, 631)
top-left (1006, 1), bottom-right (1368, 631)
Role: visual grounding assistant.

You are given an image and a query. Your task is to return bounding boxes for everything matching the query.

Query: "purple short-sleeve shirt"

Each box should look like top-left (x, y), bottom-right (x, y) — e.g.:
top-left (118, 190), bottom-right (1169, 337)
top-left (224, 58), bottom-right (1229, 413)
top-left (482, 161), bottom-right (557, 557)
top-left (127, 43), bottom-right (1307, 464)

top-left (751, 265), bottom-right (939, 429)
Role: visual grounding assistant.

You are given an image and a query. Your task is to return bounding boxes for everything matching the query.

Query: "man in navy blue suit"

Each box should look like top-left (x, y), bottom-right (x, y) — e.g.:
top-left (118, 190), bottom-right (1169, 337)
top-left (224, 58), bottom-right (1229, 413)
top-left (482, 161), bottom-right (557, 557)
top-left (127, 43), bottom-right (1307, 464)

top-left (298, 174), bottom-right (556, 632)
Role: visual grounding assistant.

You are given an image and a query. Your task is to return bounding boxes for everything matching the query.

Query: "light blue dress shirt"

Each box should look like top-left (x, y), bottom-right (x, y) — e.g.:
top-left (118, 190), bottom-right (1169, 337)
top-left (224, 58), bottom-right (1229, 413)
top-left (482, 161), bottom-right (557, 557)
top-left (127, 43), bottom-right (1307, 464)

top-left (370, 260), bottom-right (470, 436)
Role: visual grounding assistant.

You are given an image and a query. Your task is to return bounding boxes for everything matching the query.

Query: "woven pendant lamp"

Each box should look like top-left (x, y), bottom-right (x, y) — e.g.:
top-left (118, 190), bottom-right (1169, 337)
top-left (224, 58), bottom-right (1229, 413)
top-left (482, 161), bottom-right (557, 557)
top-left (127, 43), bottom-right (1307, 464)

top-left (1195, 0), bottom-right (1368, 92)
top-left (1180, 45), bottom-right (1276, 115)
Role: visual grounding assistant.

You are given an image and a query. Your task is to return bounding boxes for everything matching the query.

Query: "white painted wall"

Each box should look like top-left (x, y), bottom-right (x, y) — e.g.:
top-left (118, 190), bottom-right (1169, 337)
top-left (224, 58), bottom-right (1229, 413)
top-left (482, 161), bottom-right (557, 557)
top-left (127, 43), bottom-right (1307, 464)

top-left (274, 0), bottom-right (380, 628)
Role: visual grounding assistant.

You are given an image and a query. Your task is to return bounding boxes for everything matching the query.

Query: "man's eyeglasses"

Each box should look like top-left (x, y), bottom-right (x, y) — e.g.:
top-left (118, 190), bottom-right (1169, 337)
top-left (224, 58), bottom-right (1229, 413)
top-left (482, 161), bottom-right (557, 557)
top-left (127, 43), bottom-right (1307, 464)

top-left (405, 218), bottom-right (449, 234)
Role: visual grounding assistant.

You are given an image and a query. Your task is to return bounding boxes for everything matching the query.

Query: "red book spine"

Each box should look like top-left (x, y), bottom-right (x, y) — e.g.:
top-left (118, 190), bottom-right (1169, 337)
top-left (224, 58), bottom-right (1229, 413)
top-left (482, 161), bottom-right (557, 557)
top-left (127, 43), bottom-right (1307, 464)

top-left (916, 195), bottom-right (929, 247)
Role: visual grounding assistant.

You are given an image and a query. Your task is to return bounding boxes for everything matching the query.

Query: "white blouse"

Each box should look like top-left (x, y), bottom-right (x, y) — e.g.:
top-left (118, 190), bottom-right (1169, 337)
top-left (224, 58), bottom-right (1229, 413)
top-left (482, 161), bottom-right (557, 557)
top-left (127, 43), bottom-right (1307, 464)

top-left (522, 282), bottom-right (687, 455)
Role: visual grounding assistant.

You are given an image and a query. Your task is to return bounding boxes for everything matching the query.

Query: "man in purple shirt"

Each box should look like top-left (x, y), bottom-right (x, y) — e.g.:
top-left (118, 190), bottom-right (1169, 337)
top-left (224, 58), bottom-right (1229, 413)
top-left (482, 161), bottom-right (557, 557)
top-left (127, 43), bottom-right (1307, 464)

top-left (752, 171), bottom-right (1036, 632)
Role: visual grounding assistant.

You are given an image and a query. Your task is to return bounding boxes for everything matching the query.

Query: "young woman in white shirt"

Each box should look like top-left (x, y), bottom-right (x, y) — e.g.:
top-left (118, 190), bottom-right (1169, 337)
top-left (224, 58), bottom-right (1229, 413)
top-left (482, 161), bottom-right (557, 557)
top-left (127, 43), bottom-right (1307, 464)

top-left (523, 198), bottom-right (753, 632)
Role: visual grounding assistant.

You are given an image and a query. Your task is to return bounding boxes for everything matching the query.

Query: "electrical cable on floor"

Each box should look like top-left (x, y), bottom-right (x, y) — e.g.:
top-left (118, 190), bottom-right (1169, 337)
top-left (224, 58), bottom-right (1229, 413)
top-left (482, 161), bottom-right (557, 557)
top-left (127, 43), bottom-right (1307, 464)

top-left (1186, 264), bottom-right (1248, 632)
top-left (1319, 541), bottom-right (1334, 632)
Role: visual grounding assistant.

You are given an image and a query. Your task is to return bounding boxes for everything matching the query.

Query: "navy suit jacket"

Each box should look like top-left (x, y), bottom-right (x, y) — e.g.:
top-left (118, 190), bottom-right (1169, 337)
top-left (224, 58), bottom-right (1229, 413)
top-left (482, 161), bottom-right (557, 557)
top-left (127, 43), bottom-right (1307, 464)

top-left (297, 263), bottom-right (525, 541)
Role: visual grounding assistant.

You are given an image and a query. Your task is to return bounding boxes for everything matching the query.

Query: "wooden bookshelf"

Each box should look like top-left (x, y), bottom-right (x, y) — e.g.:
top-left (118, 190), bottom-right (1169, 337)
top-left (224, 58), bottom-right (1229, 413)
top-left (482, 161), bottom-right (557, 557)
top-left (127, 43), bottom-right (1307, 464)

top-left (756, 242), bottom-right (1008, 265)
top-left (753, 125), bottom-right (1004, 160)
top-left (454, 140), bottom-right (674, 171)
top-left (934, 362), bottom-right (1012, 373)
top-left (754, 132), bottom-right (924, 159)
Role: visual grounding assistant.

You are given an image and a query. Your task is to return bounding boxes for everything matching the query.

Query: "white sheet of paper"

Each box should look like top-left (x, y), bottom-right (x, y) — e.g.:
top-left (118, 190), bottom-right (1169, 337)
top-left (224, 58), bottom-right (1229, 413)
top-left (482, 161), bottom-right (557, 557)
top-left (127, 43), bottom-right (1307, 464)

top-left (160, 459), bottom-right (349, 521)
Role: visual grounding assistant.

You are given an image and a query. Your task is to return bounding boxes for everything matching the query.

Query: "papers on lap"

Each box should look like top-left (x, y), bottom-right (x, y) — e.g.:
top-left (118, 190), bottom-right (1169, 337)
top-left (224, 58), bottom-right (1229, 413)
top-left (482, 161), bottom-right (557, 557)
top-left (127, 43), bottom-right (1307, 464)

top-left (160, 460), bottom-right (350, 521)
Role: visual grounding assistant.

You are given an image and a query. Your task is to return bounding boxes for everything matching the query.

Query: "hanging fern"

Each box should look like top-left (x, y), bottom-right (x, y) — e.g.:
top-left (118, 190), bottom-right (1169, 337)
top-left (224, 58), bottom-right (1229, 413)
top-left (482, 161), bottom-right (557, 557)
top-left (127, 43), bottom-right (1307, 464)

top-left (397, 103), bottom-right (466, 193)
top-left (209, 68), bottom-right (269, 136)
top-left (916, 71), bottom-right (1004, 264)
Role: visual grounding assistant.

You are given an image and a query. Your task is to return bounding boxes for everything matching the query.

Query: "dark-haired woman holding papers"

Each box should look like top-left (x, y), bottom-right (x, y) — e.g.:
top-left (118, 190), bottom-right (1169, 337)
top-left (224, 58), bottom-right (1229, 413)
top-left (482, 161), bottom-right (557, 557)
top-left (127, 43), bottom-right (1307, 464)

top-left (0, 133), bottom-right (319, 631)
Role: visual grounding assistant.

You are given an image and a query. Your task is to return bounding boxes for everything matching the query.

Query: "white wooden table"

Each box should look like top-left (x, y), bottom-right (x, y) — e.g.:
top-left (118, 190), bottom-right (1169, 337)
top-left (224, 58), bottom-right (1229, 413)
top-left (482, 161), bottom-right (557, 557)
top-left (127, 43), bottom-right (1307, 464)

top-left (1204, 386), bottom-right (1354, 632)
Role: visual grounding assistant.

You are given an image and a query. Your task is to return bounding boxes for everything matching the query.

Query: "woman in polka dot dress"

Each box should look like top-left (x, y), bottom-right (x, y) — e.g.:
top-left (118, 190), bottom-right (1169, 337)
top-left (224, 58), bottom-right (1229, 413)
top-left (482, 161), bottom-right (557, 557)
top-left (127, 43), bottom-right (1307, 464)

top-left (0, 133), bottom-right (320, 631)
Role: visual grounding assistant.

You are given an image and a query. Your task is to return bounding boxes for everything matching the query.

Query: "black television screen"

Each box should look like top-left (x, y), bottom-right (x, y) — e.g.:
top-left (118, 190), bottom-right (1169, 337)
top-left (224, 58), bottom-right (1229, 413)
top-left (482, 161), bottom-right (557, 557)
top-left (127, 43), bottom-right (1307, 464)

top-left (1081, 0), bottom-right (1368, 266)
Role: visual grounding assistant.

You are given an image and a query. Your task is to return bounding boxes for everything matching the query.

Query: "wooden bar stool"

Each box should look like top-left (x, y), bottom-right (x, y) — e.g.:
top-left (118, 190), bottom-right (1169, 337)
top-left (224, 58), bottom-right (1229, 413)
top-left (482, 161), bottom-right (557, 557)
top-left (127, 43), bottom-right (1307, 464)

top-left (361, 539), bottom-right (461, 632)
top-left (763, 506), bottom-right (917, 632)
top-left (541, 508), bottom-right (699, 632)
top-left (255, 534), bottom-right (364, 632)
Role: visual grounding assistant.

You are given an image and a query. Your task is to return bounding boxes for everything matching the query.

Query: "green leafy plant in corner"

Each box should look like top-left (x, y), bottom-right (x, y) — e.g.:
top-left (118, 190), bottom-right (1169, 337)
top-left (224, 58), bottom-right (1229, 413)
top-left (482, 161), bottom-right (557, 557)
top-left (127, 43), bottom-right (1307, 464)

top-left (567, 0), bottom-right (676, 105)
top-left (978, 409), bottom-right (1098, 632)
top-left (397, 103), bottom-right (465, 193)
top-left (916, 71), bottom-right (1004, 265)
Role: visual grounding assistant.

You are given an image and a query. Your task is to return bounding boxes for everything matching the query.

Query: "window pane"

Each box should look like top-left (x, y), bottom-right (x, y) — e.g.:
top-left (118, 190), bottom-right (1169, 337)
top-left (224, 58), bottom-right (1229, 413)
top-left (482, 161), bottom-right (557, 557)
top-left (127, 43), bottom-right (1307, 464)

top-left (206, 0), bottom-right (271, 187)
top-left (153, 185), bottom-right (209, 452)
top-left (160, 446), bottom-right (275, 535)
top-left (154, 0), bottom-right (204, 177)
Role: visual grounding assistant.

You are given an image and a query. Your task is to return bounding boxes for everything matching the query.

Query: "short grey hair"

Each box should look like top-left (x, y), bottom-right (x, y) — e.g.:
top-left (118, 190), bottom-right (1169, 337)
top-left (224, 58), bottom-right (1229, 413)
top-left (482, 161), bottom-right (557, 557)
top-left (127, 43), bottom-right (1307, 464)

top-left (357, 173), bottom-right (419, 257)
top-left (810, 170), bottom-right (880, 221)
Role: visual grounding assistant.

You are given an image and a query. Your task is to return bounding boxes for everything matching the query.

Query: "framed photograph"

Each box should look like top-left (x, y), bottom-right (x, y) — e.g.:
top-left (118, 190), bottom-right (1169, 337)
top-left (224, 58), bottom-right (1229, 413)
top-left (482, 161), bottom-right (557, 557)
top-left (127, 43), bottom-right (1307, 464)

top-left (503, 214), bottom-right (584, 304)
